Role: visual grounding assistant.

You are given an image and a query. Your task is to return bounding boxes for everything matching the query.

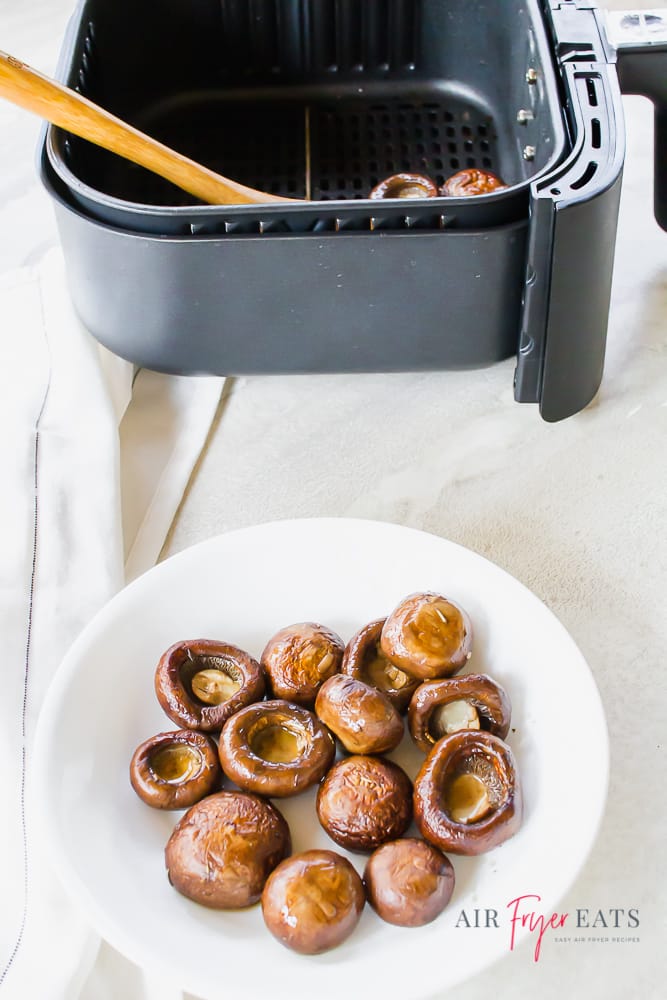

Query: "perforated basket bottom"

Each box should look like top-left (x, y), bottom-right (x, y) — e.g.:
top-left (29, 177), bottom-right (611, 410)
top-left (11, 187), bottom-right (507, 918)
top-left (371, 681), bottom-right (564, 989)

top-left (312, 100), bottom-right (496, 200)
top-left (71, 92), bottom-right (500, 206)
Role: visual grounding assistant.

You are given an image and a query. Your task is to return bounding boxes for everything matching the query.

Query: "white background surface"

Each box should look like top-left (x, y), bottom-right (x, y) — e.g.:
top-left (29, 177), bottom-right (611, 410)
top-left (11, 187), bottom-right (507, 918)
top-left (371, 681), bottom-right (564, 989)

top-left (1, 1), bottom-right (666, 998)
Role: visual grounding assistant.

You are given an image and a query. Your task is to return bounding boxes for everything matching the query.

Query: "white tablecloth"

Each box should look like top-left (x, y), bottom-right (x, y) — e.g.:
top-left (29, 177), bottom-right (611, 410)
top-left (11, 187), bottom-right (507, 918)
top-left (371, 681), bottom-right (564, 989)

top-left (0, 252), bottom-right (221, 1000)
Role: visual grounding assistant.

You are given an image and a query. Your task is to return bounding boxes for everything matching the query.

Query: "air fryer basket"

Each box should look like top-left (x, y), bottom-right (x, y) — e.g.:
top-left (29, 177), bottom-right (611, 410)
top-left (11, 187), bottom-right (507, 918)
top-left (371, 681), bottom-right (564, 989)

top-left (48, 0), bottom-right (566, 230)
top-left (41, 1), bottom-right (667, 421)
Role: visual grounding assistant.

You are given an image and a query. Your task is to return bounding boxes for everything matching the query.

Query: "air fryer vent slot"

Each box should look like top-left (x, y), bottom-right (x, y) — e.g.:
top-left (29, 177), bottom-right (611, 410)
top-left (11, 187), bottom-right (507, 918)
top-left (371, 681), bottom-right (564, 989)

top-left (218, 0), bottom-right (420, 77)
top-left (74, 21), bottom-right (99, 95)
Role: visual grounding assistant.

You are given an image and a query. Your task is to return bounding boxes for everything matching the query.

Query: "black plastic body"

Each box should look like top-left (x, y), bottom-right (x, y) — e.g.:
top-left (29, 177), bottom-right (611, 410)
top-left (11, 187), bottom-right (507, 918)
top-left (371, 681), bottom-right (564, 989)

top-left (38, 1), bottom-right (666, 418)
top-left (42, 167), bottom-right (529, 374)
top-left (615, 40), bottom-right (667, 230)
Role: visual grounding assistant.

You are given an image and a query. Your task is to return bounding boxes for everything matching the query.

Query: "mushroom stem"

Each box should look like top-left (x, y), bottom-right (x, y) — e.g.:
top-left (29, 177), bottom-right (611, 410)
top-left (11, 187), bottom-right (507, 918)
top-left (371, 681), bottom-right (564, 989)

top-left (430, 699), bottom-right (480, 739)
top-left (446, 773), bottom-right (492, 824)
top-left (191, 667), bottom-right (241, 705)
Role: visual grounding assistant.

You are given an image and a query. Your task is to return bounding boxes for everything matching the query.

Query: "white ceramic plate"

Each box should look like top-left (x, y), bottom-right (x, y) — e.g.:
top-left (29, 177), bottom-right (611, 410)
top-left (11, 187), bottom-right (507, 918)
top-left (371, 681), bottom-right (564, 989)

top-left (34, 518), bottom-right (608, 999)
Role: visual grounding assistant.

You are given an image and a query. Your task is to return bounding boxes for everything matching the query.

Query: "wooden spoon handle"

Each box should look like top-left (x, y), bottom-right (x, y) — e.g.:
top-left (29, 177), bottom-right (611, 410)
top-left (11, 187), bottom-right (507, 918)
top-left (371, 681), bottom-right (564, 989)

top-left (0, 49), bottom-right (293, 205)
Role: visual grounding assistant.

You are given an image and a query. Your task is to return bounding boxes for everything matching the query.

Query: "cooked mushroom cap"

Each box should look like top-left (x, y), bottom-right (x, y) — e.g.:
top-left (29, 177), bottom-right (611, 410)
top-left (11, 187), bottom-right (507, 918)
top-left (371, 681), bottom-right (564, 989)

top-left (381, 592), bottom-right (472, 680)
top-left (413, 731), bottom-right (522, 855)
top-left (165, 791), bottom-right (291, 908)
top-left (316, 755), bottom-right (413, 852)
top-left (440, 168), bottom-right (507, 197)
top-left (129, 729), bottom-right (220, 810)
top-left (261, 623), bottom-right (344, 707)
top-left (408, 674), bottom-right (511, 752)
top-left (342, 618), bottom-right (420, 713)
top-left (369, 173), bottom-right (439, 199)
top-left (218, 699), bottom-right (335, 798)
top-left (315, 674), bottom-right (404, 755)
top-left (155, 639), bottom-right (265, 732)
top-left (364, 838), bottom-right (455, 926)
top-left (262, 850), bottom-right (365, 954)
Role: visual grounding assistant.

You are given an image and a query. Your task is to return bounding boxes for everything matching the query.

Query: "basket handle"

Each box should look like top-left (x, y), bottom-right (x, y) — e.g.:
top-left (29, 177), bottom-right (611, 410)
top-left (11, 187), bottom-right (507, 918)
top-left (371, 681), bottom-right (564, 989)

top-left (608, 10), bottom-right (667, 231)
top-left (515, 4), bottom-right (667, 421)
top-left (519, 66), bottom-right (624, 422)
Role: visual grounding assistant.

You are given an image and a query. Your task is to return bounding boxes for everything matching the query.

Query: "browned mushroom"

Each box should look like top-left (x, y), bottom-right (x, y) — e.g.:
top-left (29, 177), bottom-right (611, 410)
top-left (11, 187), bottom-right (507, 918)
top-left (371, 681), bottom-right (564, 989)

top-left (342, 618), bottom-right (420, 713)
top-left (381, 592), bottom-right (472, 680)
top-left (154, 639), bottom-right (265, 732)
top-left (369, 173), bottom-right (439, 199)
top-left (440, 168), bottom-right (507, 196)
top-left (363, 838), bottom-right (455, 927)
top-left (314, 674), bottom-right (404, 755)
top-left (261, 850), bottom-right (365, 954)
top-left (414, 731), bottom-right (522, 855)
top-left (316, 755), bottom-right (413, 852)
top-left (165, 791), bottom-right (291, 908)
top-left (261, 623), bottom-right (344, 707)
top-left (408, 674), bottom-right (511, 753)
top-left (129, 729), bottom-right (220, 810)
top-left (218, 699), bottom-right (335, 798)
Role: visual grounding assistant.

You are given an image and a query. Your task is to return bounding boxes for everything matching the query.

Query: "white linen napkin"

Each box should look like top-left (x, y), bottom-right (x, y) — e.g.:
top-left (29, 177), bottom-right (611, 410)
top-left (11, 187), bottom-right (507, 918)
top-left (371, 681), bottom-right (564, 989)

top-left (0, 250), bottom-right (222, 1000)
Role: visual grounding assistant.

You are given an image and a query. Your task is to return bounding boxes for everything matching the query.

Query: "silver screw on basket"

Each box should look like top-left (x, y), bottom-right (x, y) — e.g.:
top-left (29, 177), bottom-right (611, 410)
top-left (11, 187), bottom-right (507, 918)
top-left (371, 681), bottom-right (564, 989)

top-left (523, 145), bottom-right (536, 161)
top-left (526, 67), bottom-right (538, 84)
top-left (517, 109), bottom-right (535, 124)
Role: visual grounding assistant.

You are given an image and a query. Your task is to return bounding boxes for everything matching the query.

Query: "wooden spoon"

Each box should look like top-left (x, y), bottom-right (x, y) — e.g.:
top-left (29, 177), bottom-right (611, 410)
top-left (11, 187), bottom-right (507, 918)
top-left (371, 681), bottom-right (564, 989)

top-left (0, 49), bottom-right (295, 205)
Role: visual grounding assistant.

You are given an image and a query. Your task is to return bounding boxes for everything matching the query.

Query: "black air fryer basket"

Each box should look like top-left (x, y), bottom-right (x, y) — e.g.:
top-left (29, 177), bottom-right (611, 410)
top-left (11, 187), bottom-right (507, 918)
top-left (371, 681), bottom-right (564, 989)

top-left (40, 1), bottom-right (667, 421)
